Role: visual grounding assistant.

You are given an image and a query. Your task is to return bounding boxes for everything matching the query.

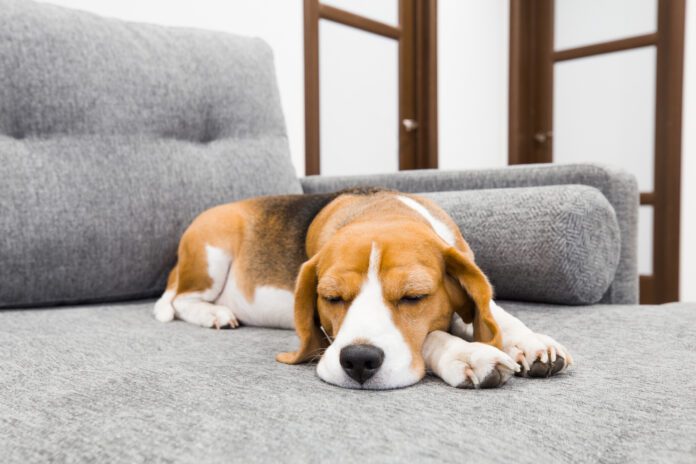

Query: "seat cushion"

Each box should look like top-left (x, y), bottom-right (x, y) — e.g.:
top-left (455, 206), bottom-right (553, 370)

top-left (0, 0), bottom-right (301, 308)
top-left (423, 185), bottom-right (620, 305)
top-left (1, 301), bottom-right (694, 463)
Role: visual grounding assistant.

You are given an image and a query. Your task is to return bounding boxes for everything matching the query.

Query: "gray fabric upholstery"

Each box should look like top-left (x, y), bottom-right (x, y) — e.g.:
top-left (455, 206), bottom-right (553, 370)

top-left (0, 0), bottom-right (302, 308)
top-left (302, 163), bottom-right (639, 305)
top-left (1, 300), bottom-right (694, 463)
top-left (422, 185), bottom-right (620, 304)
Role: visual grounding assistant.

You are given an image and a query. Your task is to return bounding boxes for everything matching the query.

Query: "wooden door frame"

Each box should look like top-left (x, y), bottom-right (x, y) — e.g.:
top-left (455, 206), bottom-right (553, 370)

top-left (508, 0), bottom-right (554, 165)
top-left (303, 0), bottom-right (437, 175)
top-left (509, 0), bottom-right (686, 303)
top-left (650, 0), bottom-right (686, 303)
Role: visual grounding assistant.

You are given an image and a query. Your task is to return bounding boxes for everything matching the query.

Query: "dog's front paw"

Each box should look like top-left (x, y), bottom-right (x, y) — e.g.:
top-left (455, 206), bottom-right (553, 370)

top-left (505, 332), bottom-right (573, 378)
top-left (438, 341), bottom-right (519, 389)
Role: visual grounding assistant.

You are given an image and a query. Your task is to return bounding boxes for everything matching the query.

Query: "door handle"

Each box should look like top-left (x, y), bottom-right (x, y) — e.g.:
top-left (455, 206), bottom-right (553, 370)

top-left (534, 131), bottom-right (553, 143)
top-left (402, 119), bottom-right (419, 133)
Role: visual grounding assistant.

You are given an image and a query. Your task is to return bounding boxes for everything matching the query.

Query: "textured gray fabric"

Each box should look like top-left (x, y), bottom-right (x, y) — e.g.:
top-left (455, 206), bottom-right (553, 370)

top-left (302, 163), bottom-right (639, 305)
top-left (1, 300), bottom-right (694, 463)
top-left (0, 0), bottom-right (302, 308)
top-left (422, 185), bottom-right (620, 304)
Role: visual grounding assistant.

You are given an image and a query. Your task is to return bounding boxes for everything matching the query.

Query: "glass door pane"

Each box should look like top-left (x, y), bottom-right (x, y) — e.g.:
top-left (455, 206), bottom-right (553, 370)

top-left (555, 0), bottom-right (657, 50)
top-left (553, 47), bottom-right (656, 192)
top-left (321, 0), bottom-right (398, 26)
top-left (438, 0), bottom-right (509, 170)
top-left (639, 206), bottom-right (654, 275)
top-left (319, 21), bottom-right (399, 176)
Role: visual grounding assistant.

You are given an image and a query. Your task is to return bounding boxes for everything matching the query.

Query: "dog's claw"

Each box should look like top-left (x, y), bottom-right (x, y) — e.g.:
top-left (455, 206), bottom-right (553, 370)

top-left (465, 366), bottom-right (478, 388)
top-left (514, 351), bottom-right (529, 377)
top-left (550, 355), bottom-right (566, 375)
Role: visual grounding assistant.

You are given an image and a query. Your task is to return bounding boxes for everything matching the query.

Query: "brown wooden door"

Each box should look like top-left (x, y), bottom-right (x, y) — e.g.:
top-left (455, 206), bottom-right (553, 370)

top-left (304, 0), bottom-right (438, 175)
top-left (509, 0), bottom-right (685, 303)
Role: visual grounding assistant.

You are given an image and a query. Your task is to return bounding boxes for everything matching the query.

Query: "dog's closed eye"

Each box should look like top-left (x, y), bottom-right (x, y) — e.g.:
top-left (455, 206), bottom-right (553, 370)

top-left (398, 294), bottom-right (428, 305)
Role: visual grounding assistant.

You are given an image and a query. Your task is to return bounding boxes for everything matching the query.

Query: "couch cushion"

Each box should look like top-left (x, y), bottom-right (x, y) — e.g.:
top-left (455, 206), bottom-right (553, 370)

top-left (422, 185), bottom-right (621, 305)
top-left (1, 301), bottom-right (694, 462)
top-left (0, 0), bottom-right (302, 308)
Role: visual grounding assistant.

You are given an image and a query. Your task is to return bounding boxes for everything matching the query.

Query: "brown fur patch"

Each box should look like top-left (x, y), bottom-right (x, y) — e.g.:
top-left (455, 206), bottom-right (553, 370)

top-left (239, 193), bottom-right (343, 294)
top-left (168, 192), bottom-right (343, 299)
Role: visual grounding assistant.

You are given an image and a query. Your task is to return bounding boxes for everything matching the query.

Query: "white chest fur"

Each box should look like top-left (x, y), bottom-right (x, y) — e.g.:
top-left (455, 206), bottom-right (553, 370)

top-left (215, 270), bottom-right (295, 329)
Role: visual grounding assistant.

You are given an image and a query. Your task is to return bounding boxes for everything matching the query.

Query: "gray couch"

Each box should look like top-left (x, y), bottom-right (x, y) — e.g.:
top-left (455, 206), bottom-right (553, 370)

top-left (1, 1), bottom-right (694, 463)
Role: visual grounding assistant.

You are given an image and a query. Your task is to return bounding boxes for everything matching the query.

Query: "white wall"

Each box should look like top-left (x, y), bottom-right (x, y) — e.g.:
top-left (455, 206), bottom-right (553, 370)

top-left (681, 0), bottom-right (696, 302)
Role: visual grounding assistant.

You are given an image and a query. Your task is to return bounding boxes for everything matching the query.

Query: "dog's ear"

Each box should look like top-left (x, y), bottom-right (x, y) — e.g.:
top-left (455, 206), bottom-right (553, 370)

top-left (276, 255), bottom-right (329, 364)
top-left (443, 246), bottom-right (502, 349)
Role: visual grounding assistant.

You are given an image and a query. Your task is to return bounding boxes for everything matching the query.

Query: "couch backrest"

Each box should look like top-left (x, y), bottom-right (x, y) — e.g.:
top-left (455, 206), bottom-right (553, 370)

top-left (0, 0), bottom-right (302, 308)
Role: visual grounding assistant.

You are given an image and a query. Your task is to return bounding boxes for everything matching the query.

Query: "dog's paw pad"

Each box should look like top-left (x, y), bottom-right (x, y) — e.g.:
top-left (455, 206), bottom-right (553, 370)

top-left (478, 368), bottom-right (503, 389)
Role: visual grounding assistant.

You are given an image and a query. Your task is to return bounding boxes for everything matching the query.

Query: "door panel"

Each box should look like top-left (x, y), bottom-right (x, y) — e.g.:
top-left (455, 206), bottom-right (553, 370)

top-left (509, 0), bottom-right (685, 303)
top-left (304, 0), bottom-right (437, 175)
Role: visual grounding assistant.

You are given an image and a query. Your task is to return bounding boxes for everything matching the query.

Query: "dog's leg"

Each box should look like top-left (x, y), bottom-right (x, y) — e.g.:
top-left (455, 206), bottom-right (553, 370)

top-left (423, 330), bottom-right (519, 388)
top-left (488, 301), bottom-right (573, 377)
top-left (153, 226), bottom-right (239, 329)
top-left (171, 243), bottom-right (239, 329)
top-left (449, 313), bottom-right (473, 341)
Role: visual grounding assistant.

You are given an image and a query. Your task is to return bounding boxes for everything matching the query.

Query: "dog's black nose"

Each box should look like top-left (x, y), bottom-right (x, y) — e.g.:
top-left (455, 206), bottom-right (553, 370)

top-left (340, 344), bottom-right (384, 384)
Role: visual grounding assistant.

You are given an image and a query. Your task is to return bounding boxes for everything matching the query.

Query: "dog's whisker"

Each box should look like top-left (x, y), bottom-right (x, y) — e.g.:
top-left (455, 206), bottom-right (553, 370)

top-left (306, 347), bottom-right (327, 363)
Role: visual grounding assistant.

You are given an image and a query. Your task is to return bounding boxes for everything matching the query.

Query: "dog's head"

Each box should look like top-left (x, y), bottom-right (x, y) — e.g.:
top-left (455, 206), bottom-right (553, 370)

top-left (277, 219), bottom-right (501, 390)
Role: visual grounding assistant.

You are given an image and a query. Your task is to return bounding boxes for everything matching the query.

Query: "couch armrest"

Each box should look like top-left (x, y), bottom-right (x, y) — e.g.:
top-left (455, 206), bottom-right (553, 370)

top-left (301, 163), bottom-right (639, 304)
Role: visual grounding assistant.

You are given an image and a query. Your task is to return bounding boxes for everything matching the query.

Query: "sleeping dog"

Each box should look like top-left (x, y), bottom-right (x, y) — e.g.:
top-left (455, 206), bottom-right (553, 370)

top-left (154, 188), bottom-right (572, 389)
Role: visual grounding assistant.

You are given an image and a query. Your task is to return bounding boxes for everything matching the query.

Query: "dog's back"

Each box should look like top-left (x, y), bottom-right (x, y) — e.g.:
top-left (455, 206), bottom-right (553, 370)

top-left (153, 188), bottom-right (395, 328)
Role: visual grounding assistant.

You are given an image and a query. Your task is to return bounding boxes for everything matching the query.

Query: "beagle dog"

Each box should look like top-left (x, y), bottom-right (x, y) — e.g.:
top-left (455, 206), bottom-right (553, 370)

top-left (154, 188), bottom-right (572, 390)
